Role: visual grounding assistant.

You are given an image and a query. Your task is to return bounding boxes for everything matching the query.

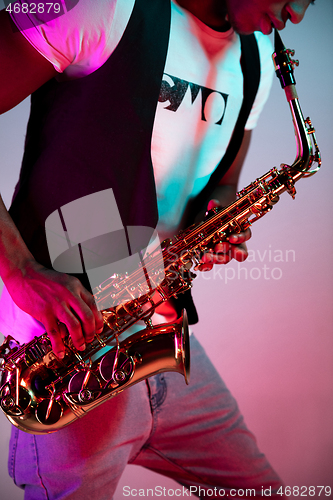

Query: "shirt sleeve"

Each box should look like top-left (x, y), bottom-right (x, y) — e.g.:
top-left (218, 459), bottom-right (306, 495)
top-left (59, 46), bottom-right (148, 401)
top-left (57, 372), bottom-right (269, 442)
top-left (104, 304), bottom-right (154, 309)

top-left (245, 32), bottom-right (274, 130)
top-left (9, 0), bottom-right (134, 79)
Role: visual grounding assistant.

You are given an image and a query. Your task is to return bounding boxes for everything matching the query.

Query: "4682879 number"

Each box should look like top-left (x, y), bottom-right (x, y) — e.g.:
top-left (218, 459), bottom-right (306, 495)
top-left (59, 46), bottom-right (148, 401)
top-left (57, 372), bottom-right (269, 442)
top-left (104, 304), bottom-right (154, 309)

top-left (6, 2), bottom-right (61, 15)
top-left (277, 486), bottom-right (332, 496)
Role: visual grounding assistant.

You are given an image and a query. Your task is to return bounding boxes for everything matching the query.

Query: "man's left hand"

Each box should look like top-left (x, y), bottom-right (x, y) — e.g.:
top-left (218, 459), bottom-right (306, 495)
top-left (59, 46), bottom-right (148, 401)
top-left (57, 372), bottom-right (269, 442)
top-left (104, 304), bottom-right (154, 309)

top-left (198, 199), bottom-right (252, 272)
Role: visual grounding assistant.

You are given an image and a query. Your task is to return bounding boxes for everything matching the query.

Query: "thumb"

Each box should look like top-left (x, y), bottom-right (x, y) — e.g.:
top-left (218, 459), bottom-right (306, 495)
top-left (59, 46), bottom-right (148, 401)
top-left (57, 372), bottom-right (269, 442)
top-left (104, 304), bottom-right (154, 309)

top-left (207, 199), bottom-right (221, 211)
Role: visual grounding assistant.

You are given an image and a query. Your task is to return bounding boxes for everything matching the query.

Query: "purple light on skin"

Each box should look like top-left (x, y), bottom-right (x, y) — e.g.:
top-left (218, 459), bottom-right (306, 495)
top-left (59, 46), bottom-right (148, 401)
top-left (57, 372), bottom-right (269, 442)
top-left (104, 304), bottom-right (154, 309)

top-left (4, 0), bottom-right (80, 33)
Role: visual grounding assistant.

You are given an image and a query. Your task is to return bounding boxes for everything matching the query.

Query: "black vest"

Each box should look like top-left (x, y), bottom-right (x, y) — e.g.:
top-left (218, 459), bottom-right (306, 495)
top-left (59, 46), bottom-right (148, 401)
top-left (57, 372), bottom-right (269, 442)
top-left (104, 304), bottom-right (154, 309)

top-left (9, 0), bottom-right (260, 322)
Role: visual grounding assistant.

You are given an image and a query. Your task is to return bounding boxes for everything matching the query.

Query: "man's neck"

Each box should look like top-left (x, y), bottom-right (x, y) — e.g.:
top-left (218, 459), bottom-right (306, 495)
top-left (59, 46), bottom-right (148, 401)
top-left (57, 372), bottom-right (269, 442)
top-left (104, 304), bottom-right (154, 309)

top-left (175, 0), bottom-right (230, 32)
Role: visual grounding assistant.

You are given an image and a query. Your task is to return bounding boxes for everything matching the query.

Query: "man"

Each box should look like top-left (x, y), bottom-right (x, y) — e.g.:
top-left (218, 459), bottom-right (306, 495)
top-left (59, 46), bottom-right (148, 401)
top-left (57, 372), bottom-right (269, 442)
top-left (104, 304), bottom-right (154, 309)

top-left (0, 0), bottom-right (311, 498)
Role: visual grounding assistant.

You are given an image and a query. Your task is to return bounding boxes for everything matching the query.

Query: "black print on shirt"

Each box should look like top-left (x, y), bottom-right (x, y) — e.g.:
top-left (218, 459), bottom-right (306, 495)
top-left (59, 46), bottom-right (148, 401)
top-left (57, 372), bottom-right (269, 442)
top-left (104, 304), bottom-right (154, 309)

top-left (158, 73), bottom-right (229, 125)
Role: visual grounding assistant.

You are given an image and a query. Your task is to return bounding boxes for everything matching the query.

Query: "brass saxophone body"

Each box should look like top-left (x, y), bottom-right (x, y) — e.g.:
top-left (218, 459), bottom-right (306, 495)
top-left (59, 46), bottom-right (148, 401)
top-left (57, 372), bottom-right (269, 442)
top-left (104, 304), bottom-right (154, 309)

top-left (0, 31), bottom-right (321, 434)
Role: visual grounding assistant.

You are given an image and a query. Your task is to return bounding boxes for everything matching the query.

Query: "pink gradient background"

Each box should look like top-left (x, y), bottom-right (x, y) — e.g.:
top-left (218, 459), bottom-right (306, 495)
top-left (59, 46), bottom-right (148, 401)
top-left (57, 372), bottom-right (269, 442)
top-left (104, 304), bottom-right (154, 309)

top-left (0, 1), bottom-right (332, 498)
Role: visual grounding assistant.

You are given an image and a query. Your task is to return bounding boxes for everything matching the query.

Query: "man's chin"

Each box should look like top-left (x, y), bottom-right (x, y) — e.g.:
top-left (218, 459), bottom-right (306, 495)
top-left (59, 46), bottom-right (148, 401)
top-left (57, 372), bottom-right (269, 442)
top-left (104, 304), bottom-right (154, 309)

top-left (232, 25), bottom-right (256, 35)
top-left (227, 17), bottom-right (255, 35)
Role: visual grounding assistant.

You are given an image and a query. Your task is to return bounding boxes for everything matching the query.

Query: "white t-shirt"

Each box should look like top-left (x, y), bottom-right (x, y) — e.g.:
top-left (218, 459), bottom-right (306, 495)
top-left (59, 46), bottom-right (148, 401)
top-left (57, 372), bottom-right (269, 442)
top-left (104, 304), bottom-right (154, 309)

top-left (0, 0), bottom-right (273, 343)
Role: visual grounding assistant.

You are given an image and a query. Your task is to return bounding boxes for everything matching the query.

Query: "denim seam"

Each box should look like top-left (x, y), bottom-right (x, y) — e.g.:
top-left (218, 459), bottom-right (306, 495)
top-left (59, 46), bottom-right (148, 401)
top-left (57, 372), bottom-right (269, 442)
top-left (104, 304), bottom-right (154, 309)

top-left (154, 375), bottom-right (167, 409)
top-left (146, 378), bottom-right (160, 436)
top-left (129, 377), bottom-right (166, 464)
top-left (32, 436), bottom-right (50, 500)
top-left (148, 375), bottom-right (167, 438)
top-left (143, 444), bottom-right (208, 488)
top-left (8, 427), bottom-right (19, 485)
top-left (127, 380), bottom-right (155, 465)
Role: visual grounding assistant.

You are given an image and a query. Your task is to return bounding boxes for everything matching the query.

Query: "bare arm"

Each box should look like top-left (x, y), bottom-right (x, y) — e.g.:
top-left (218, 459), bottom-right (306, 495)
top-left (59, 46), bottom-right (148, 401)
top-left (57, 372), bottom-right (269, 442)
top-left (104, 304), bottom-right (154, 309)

top-left (0, 9), bottom-right (58, 113)
top-left (0, 9), bottom-right (103, 356)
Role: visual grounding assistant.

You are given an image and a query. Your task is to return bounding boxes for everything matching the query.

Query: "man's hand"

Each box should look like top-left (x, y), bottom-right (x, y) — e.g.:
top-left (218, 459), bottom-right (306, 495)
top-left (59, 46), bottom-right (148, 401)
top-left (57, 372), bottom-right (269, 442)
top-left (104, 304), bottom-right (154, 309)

top-left (198, 199), bottom-right (251, 272)
top-left (5, 260), bottom-right (104, 359)
top-left (0, 195), bottom-right (103, 359)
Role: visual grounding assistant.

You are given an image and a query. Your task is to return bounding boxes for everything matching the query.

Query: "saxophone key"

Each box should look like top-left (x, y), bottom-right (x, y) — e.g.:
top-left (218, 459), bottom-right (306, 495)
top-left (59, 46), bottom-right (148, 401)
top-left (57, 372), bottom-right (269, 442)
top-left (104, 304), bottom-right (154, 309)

top-left (25, 338), bottom-right (50, 366)
top-left (35, 398), bottom-right (63, 426)
top-left (99, 351), bottom-right (133, 385)
top-left (67, 370), bottom-right (101, 405)
top-left (0, 385), bottom-right (30, 417)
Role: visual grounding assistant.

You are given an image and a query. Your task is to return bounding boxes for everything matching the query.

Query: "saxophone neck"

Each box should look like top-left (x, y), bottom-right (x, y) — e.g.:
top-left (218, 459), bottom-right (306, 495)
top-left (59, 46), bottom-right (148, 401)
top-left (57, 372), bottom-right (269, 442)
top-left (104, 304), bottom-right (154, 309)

top-left (273, 29), bottom-right (320, 176)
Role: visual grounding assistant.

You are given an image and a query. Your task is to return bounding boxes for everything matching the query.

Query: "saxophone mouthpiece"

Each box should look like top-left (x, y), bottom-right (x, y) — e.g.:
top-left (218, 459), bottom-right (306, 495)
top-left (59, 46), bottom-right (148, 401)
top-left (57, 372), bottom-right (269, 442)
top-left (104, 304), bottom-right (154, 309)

top-left (273, 28), bottom-right (296, 89)
top-left (274, 28), bottom-right (285, 56)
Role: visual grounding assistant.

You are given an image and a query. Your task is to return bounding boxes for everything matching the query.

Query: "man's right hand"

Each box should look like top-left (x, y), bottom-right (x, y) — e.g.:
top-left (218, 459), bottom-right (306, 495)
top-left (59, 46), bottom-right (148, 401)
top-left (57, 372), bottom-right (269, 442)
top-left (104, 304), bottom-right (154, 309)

top-left (4, 259), bottom-right (104, 359)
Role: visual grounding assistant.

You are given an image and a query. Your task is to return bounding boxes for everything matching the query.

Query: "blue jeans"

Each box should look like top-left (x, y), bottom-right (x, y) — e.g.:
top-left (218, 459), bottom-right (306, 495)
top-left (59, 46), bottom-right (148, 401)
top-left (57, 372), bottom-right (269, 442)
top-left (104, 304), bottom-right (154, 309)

top-left (8, 334), bottom-right (282, 499)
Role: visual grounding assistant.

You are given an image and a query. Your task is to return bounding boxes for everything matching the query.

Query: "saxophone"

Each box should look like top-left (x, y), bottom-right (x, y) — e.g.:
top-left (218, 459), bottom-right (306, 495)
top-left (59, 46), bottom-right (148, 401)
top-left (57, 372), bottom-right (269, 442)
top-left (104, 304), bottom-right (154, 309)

top-left (0, 30), bottom-right (321, 434)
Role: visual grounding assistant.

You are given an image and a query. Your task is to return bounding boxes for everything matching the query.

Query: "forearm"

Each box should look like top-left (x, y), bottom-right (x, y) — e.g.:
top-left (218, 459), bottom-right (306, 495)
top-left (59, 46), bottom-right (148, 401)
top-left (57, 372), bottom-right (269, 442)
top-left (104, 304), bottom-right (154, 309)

top-left (0, 194), bottom-right (35, 284)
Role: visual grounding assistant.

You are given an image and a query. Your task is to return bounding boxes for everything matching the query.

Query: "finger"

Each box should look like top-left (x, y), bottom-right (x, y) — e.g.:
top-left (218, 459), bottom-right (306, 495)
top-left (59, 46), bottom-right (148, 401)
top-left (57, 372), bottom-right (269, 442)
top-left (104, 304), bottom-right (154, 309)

top-left (212, 242), bottom-right (248, 263)
top-left (213, 251), bottom-right (232, 265)
top-left (201, 251), bottom-right (214, 264)
top-left (58, 322), bottom-right (68, 339)
top-left (65, 294), bottom-right (100, 346)
top-left (228, 227), bottom-right (252, 244)
top-left (57, 306), bottom-right (87, 352)
top-left (202, 245), bottom-right (232, 265)
top-left (209, 242), bottom-right (230, 264)
top-left (197, 262), bottom-right (214, 272)
top-left (72, 298), bottom-right (100, 344)
top-left (80, 290), bottom-right (104, 336)
top-left (207, 198), bottom-right (221, 211)
top-left (46, 323), bottom-right (66, 359)
top-left (231, 244), bottom-right (248, 262)
top-left (214, 242), bottom-right (230, 254)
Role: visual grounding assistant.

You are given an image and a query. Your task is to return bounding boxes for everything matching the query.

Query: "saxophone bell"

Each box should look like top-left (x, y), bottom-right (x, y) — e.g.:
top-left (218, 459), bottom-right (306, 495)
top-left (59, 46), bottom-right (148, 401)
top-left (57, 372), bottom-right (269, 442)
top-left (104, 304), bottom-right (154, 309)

top-left (0, 311), bottom-right (190, 434)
